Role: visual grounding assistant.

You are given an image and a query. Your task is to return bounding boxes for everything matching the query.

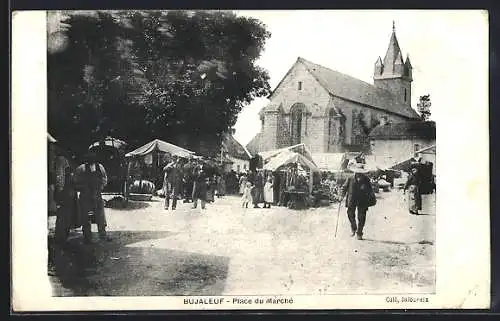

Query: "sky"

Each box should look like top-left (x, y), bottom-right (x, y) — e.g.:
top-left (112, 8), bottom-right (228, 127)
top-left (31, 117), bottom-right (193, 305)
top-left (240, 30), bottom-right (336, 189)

top-left (231, 10), bottom-right (488, 146)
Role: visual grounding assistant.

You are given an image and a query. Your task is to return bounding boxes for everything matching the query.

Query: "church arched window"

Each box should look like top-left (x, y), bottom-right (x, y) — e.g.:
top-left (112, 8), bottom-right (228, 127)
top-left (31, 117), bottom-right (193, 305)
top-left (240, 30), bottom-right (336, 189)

top-left (290, 103), bottom-right (306, 145)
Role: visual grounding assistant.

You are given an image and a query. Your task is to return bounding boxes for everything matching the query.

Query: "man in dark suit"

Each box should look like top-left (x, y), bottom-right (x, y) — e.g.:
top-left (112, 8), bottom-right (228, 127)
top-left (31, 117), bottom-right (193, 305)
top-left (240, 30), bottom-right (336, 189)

top-left (252, 170), bottom-right (265, 208)
top-left (341, 162), bottom-right (375, 240)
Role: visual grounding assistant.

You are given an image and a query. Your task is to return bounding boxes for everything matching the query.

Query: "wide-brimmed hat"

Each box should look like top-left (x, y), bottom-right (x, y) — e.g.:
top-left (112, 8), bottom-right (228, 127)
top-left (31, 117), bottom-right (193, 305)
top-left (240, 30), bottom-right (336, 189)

top-left (349, 162), bottom-right (369, 174)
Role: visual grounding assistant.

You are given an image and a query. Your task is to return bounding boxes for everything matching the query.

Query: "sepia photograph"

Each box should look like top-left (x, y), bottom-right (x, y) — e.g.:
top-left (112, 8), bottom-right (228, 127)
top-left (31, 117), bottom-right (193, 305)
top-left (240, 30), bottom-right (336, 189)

top-left (12, 9), bottom-right (489, 311)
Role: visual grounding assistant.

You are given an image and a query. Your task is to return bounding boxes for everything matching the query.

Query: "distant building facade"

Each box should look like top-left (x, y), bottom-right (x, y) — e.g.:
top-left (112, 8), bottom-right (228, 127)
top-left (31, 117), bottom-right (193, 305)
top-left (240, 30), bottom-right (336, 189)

top-left (221, 134), bottom-right (252, 173)
top-left (368, 120), bottom-right (436, 169)
top-left (246, 24), bottom-right (421, 156)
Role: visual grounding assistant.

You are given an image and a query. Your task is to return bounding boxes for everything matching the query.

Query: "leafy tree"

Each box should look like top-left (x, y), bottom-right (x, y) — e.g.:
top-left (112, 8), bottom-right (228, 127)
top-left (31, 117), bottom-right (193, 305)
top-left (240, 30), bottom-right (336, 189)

top-left (417, 94), bottom-right (432, 121)
top-left (48, 11), bottom-right (146, 157)
top-left (47, 10), bottom-right (271, 158)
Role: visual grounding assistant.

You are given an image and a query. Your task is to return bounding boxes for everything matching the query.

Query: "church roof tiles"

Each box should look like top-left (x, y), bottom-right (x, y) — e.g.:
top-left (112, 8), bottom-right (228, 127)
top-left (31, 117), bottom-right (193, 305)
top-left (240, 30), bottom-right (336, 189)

top-left (297, 57), bottom-right (420, 119)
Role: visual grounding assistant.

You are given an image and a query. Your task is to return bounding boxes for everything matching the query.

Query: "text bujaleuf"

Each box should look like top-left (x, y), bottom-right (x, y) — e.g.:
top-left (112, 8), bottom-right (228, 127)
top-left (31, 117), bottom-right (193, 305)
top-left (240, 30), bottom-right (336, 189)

top-left (184, 298), bottom-right (224, 305)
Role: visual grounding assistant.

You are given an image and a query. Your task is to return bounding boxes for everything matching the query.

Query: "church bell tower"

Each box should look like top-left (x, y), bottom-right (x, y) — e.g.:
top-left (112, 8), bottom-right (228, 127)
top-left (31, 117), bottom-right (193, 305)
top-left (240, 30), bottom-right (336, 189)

top-left (373, 21), bottom-right (413, 106)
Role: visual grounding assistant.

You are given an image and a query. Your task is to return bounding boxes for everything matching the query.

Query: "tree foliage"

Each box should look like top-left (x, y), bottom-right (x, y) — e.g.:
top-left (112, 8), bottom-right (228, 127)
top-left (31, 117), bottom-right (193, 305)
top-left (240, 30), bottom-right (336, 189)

top-left (48, 10), bottom-right (271, 158)
top-left (417, 94), bottom-right (432, 121)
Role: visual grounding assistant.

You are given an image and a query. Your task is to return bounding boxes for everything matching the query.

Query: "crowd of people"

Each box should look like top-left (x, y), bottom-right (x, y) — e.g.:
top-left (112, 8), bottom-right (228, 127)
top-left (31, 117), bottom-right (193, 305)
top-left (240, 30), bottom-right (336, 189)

top-left (49, 144), bottom-right (435, 245)
top-left (160, 157), bottom-right (312, 211)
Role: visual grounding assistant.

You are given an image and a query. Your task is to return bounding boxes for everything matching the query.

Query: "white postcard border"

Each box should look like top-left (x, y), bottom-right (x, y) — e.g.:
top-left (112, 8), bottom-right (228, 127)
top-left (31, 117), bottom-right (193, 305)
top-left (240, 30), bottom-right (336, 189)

top-left (11, 10), bottom-right (490, 311)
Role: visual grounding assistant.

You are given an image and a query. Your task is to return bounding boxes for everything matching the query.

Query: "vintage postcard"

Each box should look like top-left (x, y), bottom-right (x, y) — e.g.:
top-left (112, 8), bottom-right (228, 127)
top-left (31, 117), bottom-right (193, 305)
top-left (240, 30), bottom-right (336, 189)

top-left (11, 9), bottom-right (490, 311)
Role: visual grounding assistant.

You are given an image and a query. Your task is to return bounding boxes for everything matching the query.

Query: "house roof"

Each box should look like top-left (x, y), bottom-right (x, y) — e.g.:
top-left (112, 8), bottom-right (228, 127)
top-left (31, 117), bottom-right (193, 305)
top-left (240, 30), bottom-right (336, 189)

top-left (297, 57), bottom-right (420, 119)
top-left (222, 134), bottom-right (252, 160)
top-left (369, 121), bottom-right (436, 140)
top-left (246, 132), bottom-right (262, 156)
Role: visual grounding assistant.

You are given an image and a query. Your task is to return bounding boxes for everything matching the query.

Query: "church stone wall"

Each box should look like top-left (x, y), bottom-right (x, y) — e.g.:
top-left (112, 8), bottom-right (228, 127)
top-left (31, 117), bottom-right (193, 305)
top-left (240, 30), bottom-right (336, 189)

top-left (333, 96), bottom-right (408, 147)
top-left (277, 114), bottom-right (291, 149)
top-left (260, 112), bottom-right (279, 151)
top-left (374, 78), bottom-right (412, 106)
top-left (270, 62), bottom-right (331, 115)
top-left (257, 59), bottom-right (414, 155)
top-left (303, 116), bottom-right (327, 153)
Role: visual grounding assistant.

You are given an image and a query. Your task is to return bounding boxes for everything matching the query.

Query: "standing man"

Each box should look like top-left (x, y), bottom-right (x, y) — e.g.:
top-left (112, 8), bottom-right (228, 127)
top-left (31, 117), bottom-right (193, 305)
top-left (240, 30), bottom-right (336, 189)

top-left (341, 162), bottom-right (376, 240)
top-left (252, 170), bottom-right (264, 208)
top-left (74, 150), bottom-right (111, 243)
top-left (182, 158), bottom-right (195, 203)
top-left (163, 156), bottom-right (183, 210)
top-left (192, 164), bottom-right (208, 210)
top-left (403, 164), bottom-right (422, 215)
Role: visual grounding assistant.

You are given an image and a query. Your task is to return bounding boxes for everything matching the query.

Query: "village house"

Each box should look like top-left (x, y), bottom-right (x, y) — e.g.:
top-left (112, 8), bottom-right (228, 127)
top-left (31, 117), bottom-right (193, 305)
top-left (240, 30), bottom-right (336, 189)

top-left (246, 24), bottom-right (421, 158)
top-left (221, 133), bottom-right (252, 173)
top-left (368, 120), bottom-right (436, 172)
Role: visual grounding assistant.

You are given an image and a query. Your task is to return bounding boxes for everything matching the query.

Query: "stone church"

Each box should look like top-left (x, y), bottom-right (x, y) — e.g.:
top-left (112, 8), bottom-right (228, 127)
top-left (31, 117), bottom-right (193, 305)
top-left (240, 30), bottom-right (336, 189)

top-left (246, 25), bottom-right (421, 156)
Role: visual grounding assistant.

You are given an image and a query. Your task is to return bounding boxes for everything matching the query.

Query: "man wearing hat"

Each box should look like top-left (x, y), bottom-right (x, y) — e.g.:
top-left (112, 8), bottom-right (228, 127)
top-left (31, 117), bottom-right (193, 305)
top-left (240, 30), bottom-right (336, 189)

top-left (191, 164), bottom-right (208, 210)
top-left (403, 162), bottom-right (422, 214)
top-left (163, 156), bottom-right (183, 210)
top-left (341, 162), bottom-right (376, 240)
top-left (74, 150), bottom-right (111, 243)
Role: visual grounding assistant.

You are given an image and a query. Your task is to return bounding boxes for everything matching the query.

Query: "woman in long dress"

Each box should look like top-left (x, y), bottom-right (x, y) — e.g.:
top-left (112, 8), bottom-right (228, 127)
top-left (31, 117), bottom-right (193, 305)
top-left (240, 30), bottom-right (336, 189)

top-left (239, 173), bottom-right (248, 195)
top-left (263, 175), bottom-right (274, 209)
top-left (404, 166), bottom-right (422, 215)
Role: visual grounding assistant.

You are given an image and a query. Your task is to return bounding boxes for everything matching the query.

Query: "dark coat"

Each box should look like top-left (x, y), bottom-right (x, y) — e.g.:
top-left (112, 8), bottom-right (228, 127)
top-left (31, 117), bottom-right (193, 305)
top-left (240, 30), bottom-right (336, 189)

top-left (341, 173), bottom-right (374, 208)
top-left (192, 170), bottom-right (208, 199)
top-left (404, 172), bottom-right (421, 191)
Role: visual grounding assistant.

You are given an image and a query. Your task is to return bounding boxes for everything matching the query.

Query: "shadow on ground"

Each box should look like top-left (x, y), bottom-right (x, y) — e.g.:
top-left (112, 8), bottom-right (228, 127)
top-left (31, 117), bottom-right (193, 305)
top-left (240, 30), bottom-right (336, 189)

top-left (48, 230), bottom-right (230, 297)
top-left (104, 199), bottom-right (152, 211)
top-left (363, 238), bottom-right (434, 246)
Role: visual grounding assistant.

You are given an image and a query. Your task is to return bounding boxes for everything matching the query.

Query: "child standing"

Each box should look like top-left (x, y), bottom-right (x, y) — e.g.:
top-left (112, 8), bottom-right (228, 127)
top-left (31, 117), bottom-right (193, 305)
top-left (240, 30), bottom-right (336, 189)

top-left (241, 181), bottom-right (253, 208)
top-left (263, 175), bottom-right (274, 208)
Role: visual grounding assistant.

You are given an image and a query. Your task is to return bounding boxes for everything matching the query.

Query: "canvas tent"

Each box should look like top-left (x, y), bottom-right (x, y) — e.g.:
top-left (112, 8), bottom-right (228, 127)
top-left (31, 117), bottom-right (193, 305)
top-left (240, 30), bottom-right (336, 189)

top-left (124, 139), bottom-right (196, 196)
top-left (259, 143), bottom-right (315, 163)
top-left (312, 153), bottom-right (344, 172)
top-left (363, 155), bottom-right (392, 172)
top-left (263, 150), bottom-right (319, 172)
top-left (125, 139), bottom-right (195, 159)
top-left (89, 136), bottom-right (127, 151)
top-left (88, 137), bottom-right (128, 194)
top-left (263, 150), bottom-right (319, 194)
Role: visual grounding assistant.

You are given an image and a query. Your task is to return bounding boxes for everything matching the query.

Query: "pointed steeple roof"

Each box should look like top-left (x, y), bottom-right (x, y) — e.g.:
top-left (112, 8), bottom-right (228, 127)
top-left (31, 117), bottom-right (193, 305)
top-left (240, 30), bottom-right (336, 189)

top-left (381, 21), bottom-right (405, 77)
top-left (375, 56), bottom-right (383, 66)
top-left (405, 54), bottom-right (412, 67)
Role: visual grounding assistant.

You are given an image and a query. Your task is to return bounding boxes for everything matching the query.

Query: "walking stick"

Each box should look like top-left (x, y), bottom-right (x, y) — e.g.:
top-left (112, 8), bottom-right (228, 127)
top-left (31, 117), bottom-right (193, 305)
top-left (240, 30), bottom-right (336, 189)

top-left (334, 194), bottom-right (345, 238)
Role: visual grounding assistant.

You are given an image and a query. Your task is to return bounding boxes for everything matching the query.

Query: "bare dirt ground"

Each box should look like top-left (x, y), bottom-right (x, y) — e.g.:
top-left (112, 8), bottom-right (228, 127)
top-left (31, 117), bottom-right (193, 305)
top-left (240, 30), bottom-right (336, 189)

top-left (48, 188), bottom-right (435, 296)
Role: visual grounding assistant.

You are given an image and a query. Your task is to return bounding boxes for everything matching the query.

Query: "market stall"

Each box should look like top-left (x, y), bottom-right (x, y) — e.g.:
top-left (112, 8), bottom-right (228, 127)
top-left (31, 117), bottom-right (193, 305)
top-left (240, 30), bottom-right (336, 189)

top-left (390, 156), bottom-right (435, 194)
top-left (124, 139), bottom-right (196, 200)
top-left (262, 150), bottom-right (320, 209)
top-left (88, 137), bottom-right (128, 195)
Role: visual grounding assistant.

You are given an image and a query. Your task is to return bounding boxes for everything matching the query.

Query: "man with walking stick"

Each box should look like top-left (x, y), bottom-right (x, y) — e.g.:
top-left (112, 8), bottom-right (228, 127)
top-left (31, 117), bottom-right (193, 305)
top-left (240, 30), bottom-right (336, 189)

top-left (338, 162), bottom-right (377, 240)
